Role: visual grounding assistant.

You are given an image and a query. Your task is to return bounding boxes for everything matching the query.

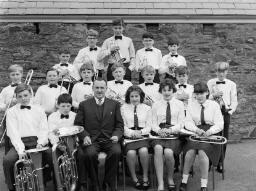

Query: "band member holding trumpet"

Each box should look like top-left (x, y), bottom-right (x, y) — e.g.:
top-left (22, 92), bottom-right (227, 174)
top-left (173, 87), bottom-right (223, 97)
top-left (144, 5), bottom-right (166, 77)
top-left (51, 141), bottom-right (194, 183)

top-left (0, 65), bottom-right (24, 153)
top-left (151, 79), bottom-right (185, 191)
top-left (180, 82), bottom-right (224, 191)
top-left (121, 85), bottom-right (152, 190)
top-left (207, 61), bottom-right (238, 172)
top-left (53, 48), bottom-right (75, 93)
top-left (3, 84), bottom-right (49, 191)
top-left (74, 78), bottom-right (123, 191)
top-left (139, 65), bottom-right (162, 107)
top-left (98, 18), bottom-right (136, 81)
top-left (71, 62), bottom-right (94, 109)
top-left (34, 68), bottom-right (67, 116)
top-left (73, 29), bottom-right (105, 80)
top-left (106, 63), bottom-right (133, 105)
top-left (132, 32), bottom-right (162, 83)
top-left (159, 36), bottom-right (186, 83)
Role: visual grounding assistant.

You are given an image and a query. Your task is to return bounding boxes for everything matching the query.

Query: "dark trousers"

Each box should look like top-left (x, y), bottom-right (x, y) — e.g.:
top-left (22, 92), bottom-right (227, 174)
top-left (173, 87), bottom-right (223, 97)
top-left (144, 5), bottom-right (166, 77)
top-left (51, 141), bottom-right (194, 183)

top-left (138, 69), bottom-right (160, 84)
top-left (107, 62), bottom-right (131, 81)
top-left (222, 110), bottom-right (230, 159)
top-left (77, 140), bottom-right (121, 189)
top-left (3, 138), bottom-right (52, 190)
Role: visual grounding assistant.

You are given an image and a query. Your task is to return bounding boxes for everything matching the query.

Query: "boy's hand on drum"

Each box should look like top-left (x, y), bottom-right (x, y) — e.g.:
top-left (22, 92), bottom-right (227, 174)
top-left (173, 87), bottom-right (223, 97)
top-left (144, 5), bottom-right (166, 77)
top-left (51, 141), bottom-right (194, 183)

top-left (83, 136), bottom-right (92, 146)
top-left (19, 152), bottom-right (26, 160)
top-left (196, 128), bottom-right (205, 136)
top-left (204, 130), bottom-right (212, 137)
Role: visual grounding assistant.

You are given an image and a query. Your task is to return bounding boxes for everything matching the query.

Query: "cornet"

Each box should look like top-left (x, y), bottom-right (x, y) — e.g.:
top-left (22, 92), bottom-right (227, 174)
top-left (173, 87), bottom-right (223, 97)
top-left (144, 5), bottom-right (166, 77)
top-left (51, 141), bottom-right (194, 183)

top-left (212, 85), bottom-right (227, 111)
top-left (110, 39), bottom-right (126, 64)
top-left (0, 69), bottom-right (34, 144)
top-left (165, 55), bottom-right (177, 76)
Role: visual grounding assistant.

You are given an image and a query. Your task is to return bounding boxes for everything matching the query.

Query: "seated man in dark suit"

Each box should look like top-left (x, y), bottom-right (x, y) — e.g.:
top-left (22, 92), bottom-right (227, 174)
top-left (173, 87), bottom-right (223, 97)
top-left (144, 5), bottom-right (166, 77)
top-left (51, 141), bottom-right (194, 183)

top-left (74, 78), bottom-right (124, 191)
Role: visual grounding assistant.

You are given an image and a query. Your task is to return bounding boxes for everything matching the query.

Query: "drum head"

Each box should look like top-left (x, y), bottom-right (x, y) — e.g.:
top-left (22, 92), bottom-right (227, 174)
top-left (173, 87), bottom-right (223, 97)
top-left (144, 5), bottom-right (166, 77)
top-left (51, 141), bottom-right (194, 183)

top-left (57, 126), bottom-right (84, 137)
top-left (26, 146), bottom-right (49, 153)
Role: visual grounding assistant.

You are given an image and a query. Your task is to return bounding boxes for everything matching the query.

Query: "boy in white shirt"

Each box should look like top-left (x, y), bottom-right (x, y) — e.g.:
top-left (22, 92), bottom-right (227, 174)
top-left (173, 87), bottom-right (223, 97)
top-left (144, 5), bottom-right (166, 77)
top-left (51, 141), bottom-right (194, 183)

top-left (207, 61), bottom-right (238, 172)
top-left (132, 32), bottom-right (162, 83)
top-left (3, 84), bottom-right (49, 191)
top-left (106, 63), bottom-right (133, 105)
top-left (53, 48), bottom-right (75, 93)
top-left (139, 65), bottom-right (162, 106)
top-left (73, 29), bottom-right (105, 81)
top-left (71, 61), bottom-right (94, 109)
top-left (98, 18), bottom-right (136, 81)
top-left (34, 68), bottom-right (67, 116)
top-left (159, 36), bottom-right (186, 83)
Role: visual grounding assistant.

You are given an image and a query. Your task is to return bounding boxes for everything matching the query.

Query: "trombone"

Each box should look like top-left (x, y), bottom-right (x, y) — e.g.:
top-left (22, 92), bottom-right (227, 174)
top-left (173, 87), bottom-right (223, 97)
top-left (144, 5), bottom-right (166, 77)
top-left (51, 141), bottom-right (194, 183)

top-left (0, 69), bottom-right (34, 144)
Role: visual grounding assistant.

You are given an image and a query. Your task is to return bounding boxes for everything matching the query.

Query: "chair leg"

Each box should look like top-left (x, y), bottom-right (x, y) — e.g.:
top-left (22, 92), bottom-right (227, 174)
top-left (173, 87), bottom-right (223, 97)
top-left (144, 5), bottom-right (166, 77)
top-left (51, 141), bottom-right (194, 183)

top-left (221, 145), bottom-right (225, 180)
top-left (122, 157), bottom-right (126, 191)
top-left (212, 165), bottom-right (215, 190)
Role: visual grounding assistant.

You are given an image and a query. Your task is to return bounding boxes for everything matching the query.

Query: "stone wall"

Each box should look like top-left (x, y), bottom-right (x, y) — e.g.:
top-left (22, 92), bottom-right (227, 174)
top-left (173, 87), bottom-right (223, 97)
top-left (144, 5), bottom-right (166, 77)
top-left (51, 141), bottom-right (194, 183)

top-left (0, 22), bottom-right (256, 139)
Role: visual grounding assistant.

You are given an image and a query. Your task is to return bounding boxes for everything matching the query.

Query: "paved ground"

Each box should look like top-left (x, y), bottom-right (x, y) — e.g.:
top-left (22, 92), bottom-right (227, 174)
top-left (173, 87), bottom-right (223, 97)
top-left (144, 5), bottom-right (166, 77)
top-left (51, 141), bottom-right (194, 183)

top-left (0, 140), bottom-right (255, 191)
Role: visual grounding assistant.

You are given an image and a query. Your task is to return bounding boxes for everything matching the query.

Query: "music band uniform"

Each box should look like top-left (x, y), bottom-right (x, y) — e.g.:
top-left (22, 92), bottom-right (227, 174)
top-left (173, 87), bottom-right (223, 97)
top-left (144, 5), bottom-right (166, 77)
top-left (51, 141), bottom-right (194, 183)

top-left (74, 97), bottom-right (123, 190)
top-left (3, 103), bottom-right (49, 191)
top-left (107, 80), bottom-right (133, 101)
top-left (139, 82), bottom-right (162, 104)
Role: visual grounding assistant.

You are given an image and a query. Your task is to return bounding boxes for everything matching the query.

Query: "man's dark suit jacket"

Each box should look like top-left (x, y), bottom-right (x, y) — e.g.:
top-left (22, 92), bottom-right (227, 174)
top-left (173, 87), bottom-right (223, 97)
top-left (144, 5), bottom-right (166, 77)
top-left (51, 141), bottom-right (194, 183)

top-left (74, 97), bottom-right (124, 143)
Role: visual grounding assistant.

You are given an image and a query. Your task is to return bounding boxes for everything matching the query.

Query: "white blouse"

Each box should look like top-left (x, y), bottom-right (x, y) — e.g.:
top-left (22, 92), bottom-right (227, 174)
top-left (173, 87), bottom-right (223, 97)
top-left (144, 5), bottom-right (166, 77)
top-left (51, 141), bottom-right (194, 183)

top-left (185, 99), bottom-right (224, 135)
top-left (121, 103), bottom-right (152, 137)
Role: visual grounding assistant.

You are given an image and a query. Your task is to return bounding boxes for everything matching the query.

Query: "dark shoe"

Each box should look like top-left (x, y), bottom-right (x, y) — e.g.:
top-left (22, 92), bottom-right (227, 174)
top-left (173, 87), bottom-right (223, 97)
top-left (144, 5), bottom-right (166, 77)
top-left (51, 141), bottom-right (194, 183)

top-left (168, 184), bottom-right (176, 191)
top-left (216, 165), bottom-right (224, 173)
top-left (201, 187), bottom-right (208, 191)
top-left (179, 183), bottom-right (187, 191)
top-left (142, 180), bottom-right (150, 190)
top-left (133, 179), bottom-right (142, 190)
top-left (174, 167), bottom-right (179, 173)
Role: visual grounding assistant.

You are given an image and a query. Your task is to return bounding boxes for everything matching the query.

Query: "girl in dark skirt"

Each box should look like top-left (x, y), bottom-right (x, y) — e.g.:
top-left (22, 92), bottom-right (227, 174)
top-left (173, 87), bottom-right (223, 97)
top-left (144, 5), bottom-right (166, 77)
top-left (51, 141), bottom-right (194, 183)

top-left (121, 85), bottom-right (152, 190)
top-left (180, 82), bottom-right (224, 191)
top-left (151, 79), bottom-right (185, 191)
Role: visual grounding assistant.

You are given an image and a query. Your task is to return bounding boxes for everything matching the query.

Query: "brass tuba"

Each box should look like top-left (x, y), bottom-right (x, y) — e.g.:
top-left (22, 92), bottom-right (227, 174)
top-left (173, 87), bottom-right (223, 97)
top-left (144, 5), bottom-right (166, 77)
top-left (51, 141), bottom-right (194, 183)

top-left (14, 147), bottom-right (49, 191)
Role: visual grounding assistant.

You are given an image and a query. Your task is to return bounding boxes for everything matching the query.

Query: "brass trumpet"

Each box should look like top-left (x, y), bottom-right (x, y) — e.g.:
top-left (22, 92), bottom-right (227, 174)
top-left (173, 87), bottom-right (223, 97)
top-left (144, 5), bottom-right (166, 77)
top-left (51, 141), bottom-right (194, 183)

top-left (0, 69), bottom-right (34, 144)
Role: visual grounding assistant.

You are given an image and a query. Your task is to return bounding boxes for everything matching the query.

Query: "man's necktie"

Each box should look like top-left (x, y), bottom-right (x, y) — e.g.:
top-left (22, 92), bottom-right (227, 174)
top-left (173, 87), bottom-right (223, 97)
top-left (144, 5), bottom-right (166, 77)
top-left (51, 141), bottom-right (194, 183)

top-left (114, 36), bottom-right (122, 40)
top-left (20, 105), bottom-right (31, 110)
top-left (216, 81), bottom-right (225, 84)
top-left (83, 82), bottom-right (91, 85)
top-left (145, 48), bottom-right (153, 51)
top-left (89, 47), bottom-right (97, 51)
top-left (115, 81), bottom-right (123, 84)
top-left (166, 102), bottom-right (171, 125)
top-left (145, 83), bottom-right (153, 86)
top-left (171, 54), bottom-right (178, 57)
top-left (201, 104), bottom-right (206, 125)
top-left (60, 63), bottom-right (68, 67)
top-left (49, 84), bottom-right (58, 88)
top-left (98, 98), bottom-right (103, 106)
top-left (134, 105), bottom-right (139, 130)
top-left (179, 84), bottom-right (187, 88)
top-left (60, 114), bottom-right (69, 119)
top-left (11, 83), bottom-right (18, 87)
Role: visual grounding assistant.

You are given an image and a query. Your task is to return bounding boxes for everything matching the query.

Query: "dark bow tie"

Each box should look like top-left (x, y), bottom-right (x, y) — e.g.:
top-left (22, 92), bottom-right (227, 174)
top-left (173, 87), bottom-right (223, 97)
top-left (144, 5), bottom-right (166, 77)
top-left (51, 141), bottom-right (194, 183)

top-left (145, 82), bottom-right (154, 86)
top-left (60, 114), bottom-right (69, 119)
top-left (60, 63), bottom-right (68, 67)
top-left (216, 81), bottom-right (225, 84)
top-left (83, 82), bottom-right (91, 85)
top-left (49, 84), bottom-right (58, 88)
top-left (20, 105), bottom-right (31, 110)
top-left (145, 48), bottom-right (153, 52)
top-left (114, 36), bottom-right (122, 40)
top-left (115, 81), bottom-right (123, 84)
top-left (89, 47), bottom-right (97, 51)
top-left (179, 84), bottom-right (187, 88)
top-left (11, 83), bottom-right (18, 87)
top-left (170, 54), bottom-right (178, 57)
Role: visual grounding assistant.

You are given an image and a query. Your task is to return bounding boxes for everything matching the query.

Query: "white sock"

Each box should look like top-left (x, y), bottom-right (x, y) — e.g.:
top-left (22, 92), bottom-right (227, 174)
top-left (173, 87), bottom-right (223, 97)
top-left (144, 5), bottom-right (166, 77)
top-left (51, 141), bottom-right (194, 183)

top-left (182, 174), bottom-right (189, 184)
top-left (201, 178), bottom-right (208, 187)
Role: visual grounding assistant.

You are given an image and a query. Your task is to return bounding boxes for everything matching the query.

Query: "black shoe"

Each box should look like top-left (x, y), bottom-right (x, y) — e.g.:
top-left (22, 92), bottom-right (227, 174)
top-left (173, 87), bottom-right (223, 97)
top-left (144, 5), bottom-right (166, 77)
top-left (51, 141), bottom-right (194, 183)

top-left (133, 179), bottom-right (142, 190)
top-left (168, 184), bottom-right (176, 191)
top-left (201, 187), bottom-right (208, 191)
top-left (142, 180), bottom-right (150, 190)
top-left (174, 167), bottom-right (179, 173)
top-left (179, 183), bottom-right (187, 191)
top-left (216, 165), bottom-right (224, 173)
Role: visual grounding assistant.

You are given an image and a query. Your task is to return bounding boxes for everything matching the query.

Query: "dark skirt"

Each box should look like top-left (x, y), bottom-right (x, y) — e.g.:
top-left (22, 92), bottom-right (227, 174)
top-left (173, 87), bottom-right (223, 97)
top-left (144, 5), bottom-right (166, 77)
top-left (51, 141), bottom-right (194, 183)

top-left (151, 139), bottom-right (182, 155)
top-left (183, 138), bottom-right (222, 166)
top-left (123, 139), bottom-right (149, 153)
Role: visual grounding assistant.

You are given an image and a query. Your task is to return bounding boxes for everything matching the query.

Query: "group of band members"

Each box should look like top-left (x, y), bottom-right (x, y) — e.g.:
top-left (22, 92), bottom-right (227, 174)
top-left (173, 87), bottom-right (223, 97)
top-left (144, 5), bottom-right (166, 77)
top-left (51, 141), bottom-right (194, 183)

top-left (0, 17), bottom-right (238, 191)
